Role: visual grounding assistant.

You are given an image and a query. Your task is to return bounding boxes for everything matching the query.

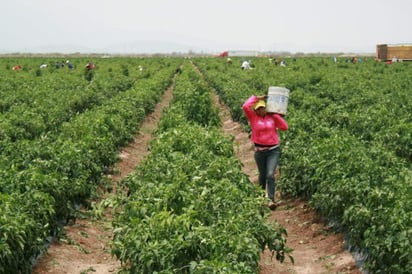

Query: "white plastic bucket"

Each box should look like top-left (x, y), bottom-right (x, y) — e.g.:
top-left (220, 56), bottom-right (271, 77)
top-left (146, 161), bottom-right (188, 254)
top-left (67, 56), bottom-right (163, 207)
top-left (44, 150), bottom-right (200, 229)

top-left (266, 86), bottom-right (290, 115)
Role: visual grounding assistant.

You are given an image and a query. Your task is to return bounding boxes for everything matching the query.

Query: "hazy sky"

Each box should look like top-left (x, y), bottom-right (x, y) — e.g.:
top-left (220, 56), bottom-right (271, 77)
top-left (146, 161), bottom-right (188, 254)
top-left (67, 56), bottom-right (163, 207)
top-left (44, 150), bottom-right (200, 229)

top-left (2, 0), bottom-right (411, 54)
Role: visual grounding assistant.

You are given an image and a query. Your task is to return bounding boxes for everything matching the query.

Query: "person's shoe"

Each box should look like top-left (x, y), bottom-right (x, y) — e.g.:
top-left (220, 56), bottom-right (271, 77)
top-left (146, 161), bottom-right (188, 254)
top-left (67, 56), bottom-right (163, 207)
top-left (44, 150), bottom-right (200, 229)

top-left (268, 201), bottom-right (277, 210)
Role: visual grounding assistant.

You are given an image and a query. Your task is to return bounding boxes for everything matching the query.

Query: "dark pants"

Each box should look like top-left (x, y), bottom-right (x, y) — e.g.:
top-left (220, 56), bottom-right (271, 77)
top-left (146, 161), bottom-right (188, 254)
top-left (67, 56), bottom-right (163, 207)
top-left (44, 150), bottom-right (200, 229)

top-left (254, 147), bottom-right (281, 202)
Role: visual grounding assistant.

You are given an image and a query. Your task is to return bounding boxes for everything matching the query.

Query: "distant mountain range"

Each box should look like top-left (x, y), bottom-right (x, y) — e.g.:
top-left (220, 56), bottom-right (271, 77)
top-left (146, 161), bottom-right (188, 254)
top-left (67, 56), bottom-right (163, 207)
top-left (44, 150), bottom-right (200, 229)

top-left (0, 40), bottom-right (214, 54)
top-left (0, 40), bottom-right (376, 56)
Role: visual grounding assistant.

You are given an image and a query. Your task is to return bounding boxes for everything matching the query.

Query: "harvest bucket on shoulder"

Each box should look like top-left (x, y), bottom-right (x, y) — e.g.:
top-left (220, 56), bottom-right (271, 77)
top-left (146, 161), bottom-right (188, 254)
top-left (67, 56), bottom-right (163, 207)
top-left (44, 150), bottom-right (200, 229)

top-left (266, 86), bottom-right (289, 115)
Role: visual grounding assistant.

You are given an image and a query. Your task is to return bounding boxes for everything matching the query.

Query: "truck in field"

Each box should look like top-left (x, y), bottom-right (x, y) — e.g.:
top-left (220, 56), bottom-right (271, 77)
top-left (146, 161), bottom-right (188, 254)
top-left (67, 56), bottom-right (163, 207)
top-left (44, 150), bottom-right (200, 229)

top-left (376, 44), bottom-right (412, 61)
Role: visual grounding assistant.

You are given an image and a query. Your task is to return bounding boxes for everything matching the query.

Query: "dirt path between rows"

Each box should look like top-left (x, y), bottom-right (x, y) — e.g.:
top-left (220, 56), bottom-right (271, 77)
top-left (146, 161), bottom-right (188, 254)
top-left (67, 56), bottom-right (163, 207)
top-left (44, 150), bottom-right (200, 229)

top-left (33, 69), bottom-right (363, 274)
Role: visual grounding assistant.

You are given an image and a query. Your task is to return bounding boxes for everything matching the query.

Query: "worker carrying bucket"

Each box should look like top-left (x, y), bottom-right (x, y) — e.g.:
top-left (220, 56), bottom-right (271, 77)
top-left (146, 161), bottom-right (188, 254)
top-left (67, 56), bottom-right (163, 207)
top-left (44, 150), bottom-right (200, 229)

top-left (265, 86), bottom-right (290, 115)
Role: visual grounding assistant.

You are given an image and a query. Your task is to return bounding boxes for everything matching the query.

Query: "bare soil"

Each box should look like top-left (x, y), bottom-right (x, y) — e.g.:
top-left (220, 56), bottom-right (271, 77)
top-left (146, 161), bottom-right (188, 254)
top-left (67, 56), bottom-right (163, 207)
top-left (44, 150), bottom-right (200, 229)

top-left (32, 76), bottom-right (362, 274)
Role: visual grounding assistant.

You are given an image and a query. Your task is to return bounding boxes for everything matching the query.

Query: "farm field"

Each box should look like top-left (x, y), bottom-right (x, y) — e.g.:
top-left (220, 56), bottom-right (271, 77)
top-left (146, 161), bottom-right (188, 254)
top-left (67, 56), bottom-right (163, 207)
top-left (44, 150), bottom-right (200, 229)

top-left (1, 56), bottom-right (411, 273)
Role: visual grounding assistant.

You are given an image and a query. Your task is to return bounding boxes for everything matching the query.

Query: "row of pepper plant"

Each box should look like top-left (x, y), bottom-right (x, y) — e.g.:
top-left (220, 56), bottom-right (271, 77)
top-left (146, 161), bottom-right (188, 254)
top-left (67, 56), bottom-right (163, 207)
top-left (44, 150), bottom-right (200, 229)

top-left (0, 57), bottom-right (182, 273)
top-left (193, 56), bottom-right (412, 273)
top-left (111, 60), bottom-right (292, 273)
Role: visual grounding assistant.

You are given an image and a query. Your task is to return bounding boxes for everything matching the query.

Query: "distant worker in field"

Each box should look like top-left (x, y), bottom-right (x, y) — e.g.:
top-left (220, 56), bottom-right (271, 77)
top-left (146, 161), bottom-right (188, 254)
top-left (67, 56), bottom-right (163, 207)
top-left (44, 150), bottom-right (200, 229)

top-left (12, 65), bottom-right (22, 71)
top-left (55, 61), bottom-right (64, 69)
top-left (85, 62), bottom-right (96, 70)
top-left (40, 64), bottom-right (48, 69)
top-left (242, 94), bottom-right (288, 210)
top-left (280, 60), bottom-right (286, 67)
top-left (226, 57), bottom-right (232, 64)
top-left (392, 56), bottom-right (398, 63)
top-left (241, 60), bottom-right (251, 70)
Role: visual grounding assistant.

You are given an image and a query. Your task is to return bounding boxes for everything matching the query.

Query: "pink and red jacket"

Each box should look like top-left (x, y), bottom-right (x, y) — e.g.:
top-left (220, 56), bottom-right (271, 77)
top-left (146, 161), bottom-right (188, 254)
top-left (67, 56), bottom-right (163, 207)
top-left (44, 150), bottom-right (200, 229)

top-left (242, 95), bottom-right (289, 146)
